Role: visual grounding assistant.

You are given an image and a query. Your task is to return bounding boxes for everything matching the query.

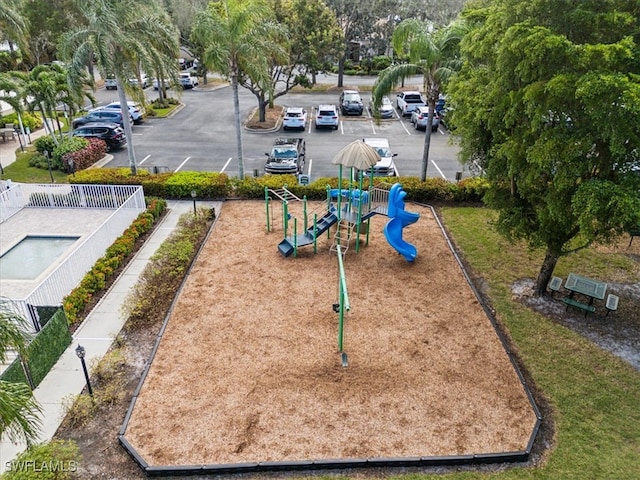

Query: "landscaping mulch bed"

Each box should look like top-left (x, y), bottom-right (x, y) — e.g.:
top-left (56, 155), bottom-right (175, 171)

top-left (121, 200), bottom-right (539, 468)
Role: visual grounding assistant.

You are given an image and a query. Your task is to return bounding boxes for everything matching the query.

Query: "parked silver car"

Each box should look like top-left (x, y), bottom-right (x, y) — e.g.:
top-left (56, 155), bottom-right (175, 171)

top-left (410, 106), bottom-right (440, 132)
top-left (368, 96), bottom-right (394, 119)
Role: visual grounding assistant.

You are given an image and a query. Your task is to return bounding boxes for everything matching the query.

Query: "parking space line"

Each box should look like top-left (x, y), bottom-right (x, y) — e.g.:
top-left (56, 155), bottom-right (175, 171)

top-left (430, 159), bottom-right (447, 179)
top-left (369, 120), bottom-right (377, 135)
top-left (174, 156), bottom-right (191, 172)
top-left (220, 157), bottom-right (232, 173)
top-left (339, 121), bottom-right (344, 134)
top-left (139, 155), bottom-right (151, 165)
top-left (307, 158), bottom-right (313, 176)
top-left (400, 119), bottom-right (412, 135)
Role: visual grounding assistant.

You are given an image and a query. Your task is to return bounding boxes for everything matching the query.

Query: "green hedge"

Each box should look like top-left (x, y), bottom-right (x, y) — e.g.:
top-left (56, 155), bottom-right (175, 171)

top-left (63, 198), bottom-right (167, 326)
top-left (0, 309), bottom-right (71, 388)
top-left (0, 356), bottom-right (28, 384)
top-left (25, 309), bottom-right (72, 387)
top-left (69, 169), bottom-right (489, 204)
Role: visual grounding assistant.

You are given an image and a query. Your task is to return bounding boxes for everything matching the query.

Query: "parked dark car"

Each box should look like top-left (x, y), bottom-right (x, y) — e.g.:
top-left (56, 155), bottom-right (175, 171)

top-left (72, 110), bottom-right (131, 129)
top-left (264, 137), bottom-right (306, 174)
top-left (72, 122), bottom-right (126, 151)
top-left (339, 90), bottom-right (364, 116)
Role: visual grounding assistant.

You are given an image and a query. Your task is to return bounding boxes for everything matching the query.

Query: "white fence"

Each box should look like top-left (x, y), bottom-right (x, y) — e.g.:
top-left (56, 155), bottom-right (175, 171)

top-left (1, 183), bottom-right (146, 331)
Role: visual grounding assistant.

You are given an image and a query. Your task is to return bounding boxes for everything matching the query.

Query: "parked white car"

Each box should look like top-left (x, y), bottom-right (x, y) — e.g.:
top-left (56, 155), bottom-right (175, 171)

top-left (282, 107), bottom-right (307, 130)
top-left (315, 104), bottom-right (340, 130)
top-left (179, 72), bottom-right (198, 88)
top-left (93, 101), bottom-right (146, 124)
top-left (129, 73), bottom-right (150, 89)
top-left (152, 78), bottom-right (171, 90)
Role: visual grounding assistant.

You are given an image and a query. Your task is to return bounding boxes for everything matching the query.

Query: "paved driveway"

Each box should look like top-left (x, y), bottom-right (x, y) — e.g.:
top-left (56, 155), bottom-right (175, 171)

top-left (97, 82), bottom-right (469, 181)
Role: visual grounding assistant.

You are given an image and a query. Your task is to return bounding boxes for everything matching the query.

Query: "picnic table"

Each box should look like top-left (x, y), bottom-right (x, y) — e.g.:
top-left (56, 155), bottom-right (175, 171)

top-left (562, 272), bottom-right (607, 316)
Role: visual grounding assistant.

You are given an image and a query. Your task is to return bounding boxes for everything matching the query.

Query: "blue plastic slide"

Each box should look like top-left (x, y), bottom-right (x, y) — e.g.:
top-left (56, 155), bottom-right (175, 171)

top-left (383, 183), bottom-right (420, 261)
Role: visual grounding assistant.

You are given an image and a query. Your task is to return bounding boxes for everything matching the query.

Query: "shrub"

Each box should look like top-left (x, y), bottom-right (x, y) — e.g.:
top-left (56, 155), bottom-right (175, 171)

top-left (62, 138), bottom-right (107, 172)
top-left (122, 211), bottom-right (211, 327)
top-left (52, 137), bottom-right (88, 164)
top-left (2, 440), bottom-right (80, 480)
top-left (90, 348), bottom-right (126, 388)
top-left (1, 111), bottom-right (43, 131)
top-left (34, 135), bottom-right (57, 155)
top-left (372, 55), bottom-right (392, 71)
top-left (61, 393), bottom-right (94, 428)
top-left (63, 200), bottom-right (166, 326)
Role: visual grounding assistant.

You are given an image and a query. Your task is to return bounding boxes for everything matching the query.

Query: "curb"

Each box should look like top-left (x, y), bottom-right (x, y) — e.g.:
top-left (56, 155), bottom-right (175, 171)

top-left (243, 106), bottom-right (283, 134)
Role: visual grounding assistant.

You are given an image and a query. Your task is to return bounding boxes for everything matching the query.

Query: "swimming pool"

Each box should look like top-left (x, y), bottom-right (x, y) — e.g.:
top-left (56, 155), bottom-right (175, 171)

top-left (0, 235), bottom-right (80, 280)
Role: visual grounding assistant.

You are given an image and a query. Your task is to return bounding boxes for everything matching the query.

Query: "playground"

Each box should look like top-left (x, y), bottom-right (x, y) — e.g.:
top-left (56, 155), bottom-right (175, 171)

top-left (122, 191), bottom-right (539, 470)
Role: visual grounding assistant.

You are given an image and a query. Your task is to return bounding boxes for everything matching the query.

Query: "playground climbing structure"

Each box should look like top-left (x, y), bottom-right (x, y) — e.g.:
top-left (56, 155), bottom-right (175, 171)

top-left (273, 183), bottom-right (420, 261)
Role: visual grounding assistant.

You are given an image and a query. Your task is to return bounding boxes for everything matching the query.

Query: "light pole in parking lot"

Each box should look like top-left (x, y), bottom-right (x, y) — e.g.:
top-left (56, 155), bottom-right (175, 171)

top-left (191, 190), bottom-right (197, 215)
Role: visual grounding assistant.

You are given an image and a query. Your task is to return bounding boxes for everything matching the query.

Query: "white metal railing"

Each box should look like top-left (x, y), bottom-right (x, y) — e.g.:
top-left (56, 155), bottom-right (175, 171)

top-left (0, 182), bottom-right (23, 223)
top-left (2, 184), bottom-right (146, 331)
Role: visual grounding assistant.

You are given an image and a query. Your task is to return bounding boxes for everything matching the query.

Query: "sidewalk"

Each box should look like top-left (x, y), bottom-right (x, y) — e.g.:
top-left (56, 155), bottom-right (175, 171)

top-left (0, 128), bottom-right (48, 171)
top-left (0, 199), bottom-right (223, 472)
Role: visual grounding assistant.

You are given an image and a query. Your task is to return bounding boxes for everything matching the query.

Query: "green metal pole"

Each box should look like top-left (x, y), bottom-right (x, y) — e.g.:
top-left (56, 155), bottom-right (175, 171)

top-left (336, 245), bottom-right (350, 352)
top-left (303, 195), bottom-right (308, 231)
top-left (293, 217), bottom-right (298, 257)
top-left (283, 200), bottom-right (288, 235)
top-left (265, 187), bottom-right (271, 232)
top-left (313, 213), bottom-right (318, 254)
top-left (337, 165), bottom-right (343, 221)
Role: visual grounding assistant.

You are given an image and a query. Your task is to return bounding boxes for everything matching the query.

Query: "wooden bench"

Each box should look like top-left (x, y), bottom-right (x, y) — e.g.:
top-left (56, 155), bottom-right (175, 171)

top-left (562, 297), bottom-right (596, 317)
top-left (605, 294), bottom-right (619, 317)
top-left (548, 276), bottom-right (562, 296)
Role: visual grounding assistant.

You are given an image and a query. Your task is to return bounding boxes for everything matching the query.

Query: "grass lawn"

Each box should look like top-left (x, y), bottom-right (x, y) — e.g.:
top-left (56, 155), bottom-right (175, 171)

top-left (1, 147), bottom-right (69, 183)
top-left (436, 206), bottom-right (640, 479)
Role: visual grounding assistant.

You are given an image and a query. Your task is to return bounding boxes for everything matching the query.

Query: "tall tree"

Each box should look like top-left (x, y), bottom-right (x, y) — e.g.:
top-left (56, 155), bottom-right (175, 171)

top-left (21, 0), bottom-right (82, 67)
top-left (0, 299), bottom-right (42, 447)
top-left (0, 0), bottom-right (29, 58)
top-left (372, 19), bottom-right (465, 181)
top-left (191, 0), bottom-right (277, 179)
top-left (240, 0), bottom-right (343, 123)
top-left (325, 0), bottom-right (388, 87)
top-left (448, 0), bottom-right (640, 295)
top-left (18, 64), bottom-right (67, 144)
top-left (60, 0), bottom-right (180, 175)
top-left (396, 0), bottom-right (466, 25)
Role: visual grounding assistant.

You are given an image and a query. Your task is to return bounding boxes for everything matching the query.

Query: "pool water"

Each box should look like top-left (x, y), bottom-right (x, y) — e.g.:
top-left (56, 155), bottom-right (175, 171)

top-left (0, 236), bottom-right (80, 280)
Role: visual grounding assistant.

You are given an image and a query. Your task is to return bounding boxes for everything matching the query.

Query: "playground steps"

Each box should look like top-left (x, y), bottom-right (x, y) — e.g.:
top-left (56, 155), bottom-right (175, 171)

top-left (278, 209), bottom-right (338, 257)
top-left (305, 209), bottom-right (338, 238)
top-left (330, 219), bottom-right (355, 254)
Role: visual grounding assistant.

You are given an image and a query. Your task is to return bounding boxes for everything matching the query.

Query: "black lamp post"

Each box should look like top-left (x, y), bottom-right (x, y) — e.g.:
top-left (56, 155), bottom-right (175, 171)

top-left (190, 189), bottom-right (197, 215)
top-left (75, 344), bottom-right (93, 396)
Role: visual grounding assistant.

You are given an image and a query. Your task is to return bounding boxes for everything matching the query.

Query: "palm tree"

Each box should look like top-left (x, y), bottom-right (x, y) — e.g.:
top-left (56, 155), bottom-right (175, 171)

top-left (0, 0), bottom-right (29, 56)
top-left (13, 64), bottom-right (93, 143)
top-left (372, 19), bottom-right (465, 181)
top-left (0, 298), bottom-right (42, 446)
top-left (19, 65), bottom-right (66, 144)
top-left (60, 0), bottom-right (180, 175)
top-left (191, 0), bottom-right (277, 180)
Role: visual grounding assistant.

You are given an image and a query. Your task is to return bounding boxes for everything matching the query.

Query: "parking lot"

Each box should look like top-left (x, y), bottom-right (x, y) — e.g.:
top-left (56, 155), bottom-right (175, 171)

top-left (97, 85), bottom-right (469, 181)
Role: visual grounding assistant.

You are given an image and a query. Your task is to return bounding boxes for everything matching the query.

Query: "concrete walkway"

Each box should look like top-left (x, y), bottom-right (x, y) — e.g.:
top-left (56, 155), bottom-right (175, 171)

top-left (0, 199), bottom-right (223, 472)
top-left (0, 127), bottom-right (47, 171)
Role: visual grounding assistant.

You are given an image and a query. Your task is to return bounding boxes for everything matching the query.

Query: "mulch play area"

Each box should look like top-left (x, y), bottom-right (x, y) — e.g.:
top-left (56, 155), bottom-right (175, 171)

top-left (121, 199), bottom-right (539, 471)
